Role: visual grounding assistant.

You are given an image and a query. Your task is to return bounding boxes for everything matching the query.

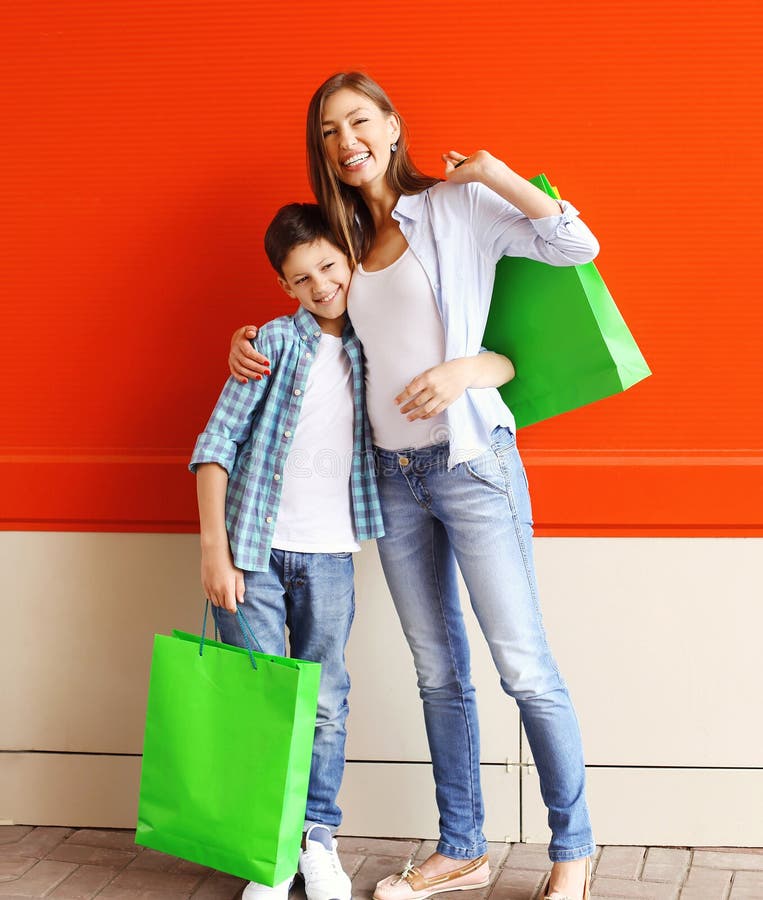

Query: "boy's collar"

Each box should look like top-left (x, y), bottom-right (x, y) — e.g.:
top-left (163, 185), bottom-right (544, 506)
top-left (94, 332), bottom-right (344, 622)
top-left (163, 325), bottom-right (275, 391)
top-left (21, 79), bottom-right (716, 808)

top-left (293, 305), bottom-right (323, 341)
top-left (293, 305), bottom-right (352, 342)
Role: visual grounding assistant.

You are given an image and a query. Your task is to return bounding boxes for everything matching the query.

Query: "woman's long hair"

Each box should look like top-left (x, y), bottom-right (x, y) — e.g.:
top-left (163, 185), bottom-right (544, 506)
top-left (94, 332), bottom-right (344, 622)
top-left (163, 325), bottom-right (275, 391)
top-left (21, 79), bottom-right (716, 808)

top-left (306, 72), bottom-right (440, 265)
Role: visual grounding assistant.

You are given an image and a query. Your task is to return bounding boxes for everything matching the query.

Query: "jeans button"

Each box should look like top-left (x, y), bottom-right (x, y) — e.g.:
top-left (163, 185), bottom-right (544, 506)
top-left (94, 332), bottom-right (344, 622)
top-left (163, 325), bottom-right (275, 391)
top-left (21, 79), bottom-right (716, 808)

top-left (398, 456), bottom-right (409, 467)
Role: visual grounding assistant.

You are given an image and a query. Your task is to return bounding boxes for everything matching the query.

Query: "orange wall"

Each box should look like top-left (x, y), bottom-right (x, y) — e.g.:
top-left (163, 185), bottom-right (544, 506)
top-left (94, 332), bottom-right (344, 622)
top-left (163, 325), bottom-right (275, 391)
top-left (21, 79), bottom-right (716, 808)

top-left (2, 1), bottom-right (761, 534)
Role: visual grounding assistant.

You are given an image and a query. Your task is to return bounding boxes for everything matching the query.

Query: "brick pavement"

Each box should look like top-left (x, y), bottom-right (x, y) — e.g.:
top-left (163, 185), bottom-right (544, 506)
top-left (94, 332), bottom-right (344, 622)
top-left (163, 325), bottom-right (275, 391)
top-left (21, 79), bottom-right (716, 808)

top-left (1, 827), bottom-right (761, 899)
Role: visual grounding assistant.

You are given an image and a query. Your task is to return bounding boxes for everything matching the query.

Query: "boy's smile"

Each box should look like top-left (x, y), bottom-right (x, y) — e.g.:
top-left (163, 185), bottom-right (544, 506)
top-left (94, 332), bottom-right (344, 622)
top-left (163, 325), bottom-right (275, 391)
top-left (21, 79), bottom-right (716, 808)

top-left (278, 237), bottom-right (351, 337)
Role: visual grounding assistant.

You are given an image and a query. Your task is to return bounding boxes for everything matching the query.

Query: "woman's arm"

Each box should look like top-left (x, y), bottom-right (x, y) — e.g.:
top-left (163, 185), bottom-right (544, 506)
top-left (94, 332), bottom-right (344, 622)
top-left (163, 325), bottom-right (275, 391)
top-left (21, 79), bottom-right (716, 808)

top-left (442, 150), bottom-right (599, 266)
top-left (445, 150), bottom-right (562, 218)
top-left (229, 326), bottom-right (270, 383)
top-left (396, 352), bottom-right (515, 421)
top-left (196, 462), bottom-right (245, 613)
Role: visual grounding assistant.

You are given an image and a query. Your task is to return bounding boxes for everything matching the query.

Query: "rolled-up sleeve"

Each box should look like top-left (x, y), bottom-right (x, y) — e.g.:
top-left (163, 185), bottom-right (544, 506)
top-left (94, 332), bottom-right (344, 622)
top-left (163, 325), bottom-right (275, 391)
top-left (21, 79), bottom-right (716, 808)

top-left (189, 331), bottom-right (277, 475)
top-left (469, 182), bottom-right (600, 267)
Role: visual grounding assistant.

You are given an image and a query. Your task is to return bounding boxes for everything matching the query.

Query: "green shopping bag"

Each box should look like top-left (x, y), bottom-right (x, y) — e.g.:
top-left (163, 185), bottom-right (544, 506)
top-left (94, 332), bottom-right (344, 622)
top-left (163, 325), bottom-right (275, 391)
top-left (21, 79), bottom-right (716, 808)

top-left (136, 604), bottom-right (321, 885)
top-left (483, 173), bottom-right (651, 428)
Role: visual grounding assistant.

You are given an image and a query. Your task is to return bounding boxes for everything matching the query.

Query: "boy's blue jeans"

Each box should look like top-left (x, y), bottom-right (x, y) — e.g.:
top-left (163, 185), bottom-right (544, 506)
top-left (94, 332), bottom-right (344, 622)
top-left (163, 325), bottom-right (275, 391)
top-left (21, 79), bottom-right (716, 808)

top-left (374, 427), bottom-right (595, 862)
top-left (214, 549), bottom-right (355, 832)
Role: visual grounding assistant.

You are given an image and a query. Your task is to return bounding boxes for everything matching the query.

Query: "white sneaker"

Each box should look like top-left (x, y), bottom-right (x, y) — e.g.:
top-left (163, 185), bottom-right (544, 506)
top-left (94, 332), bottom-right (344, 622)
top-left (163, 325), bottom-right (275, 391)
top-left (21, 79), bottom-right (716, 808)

top-left (298, 824), bottom-right (352, 900)
top-left (242, 875), bottom-right (294, 900)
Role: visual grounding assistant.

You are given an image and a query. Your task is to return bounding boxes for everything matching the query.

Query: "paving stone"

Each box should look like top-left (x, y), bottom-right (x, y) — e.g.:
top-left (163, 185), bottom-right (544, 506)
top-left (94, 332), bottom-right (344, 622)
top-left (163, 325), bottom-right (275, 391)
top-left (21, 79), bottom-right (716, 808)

top-left (679, 890), bottom-right (727, 900)
top-left (692, 851), bottom-right (763, 872)
top-left (48, 864), bottom-right (119, 899)
top-left (128, 848), bottom-right (181, 871)
top-left (103, 866), bottom-right (205, 894)
top-left (97, 887), bottom-right (191, 899)
top-left (0, 860), bottom-right (77, 897)
top-left (595, 847), bottom-right (647, 880)
top-left (64, 829), bottom-right (139, 852)
top-left (504, 844), bottom-right (552, 873)
top-left (338, 851), bottom-right (366, 878)
top-left (0, 858), bottom-right (37, 882)
top-left (486, 865), bottom-right (544, 900)
top-left (191, 871), bottom-right (247, 898)
top-left (45, 842), bottom-right (137, 868)
top-left (682, 867), bottom-right (733, 894)
top-left (337, 838), bottom-right (420, 859)
top-left (728, 871), bottom-right (763, 899)
top-left (0, 831), bottom-right (73, 861)
top-left (172, 858), bottom-right (216, 877)
top-left (591, 876), bottom-right (678, 898)
top-left (0, 831), bottom-right (33, 848)
top-left (642, 849), bottom-right (691, 883)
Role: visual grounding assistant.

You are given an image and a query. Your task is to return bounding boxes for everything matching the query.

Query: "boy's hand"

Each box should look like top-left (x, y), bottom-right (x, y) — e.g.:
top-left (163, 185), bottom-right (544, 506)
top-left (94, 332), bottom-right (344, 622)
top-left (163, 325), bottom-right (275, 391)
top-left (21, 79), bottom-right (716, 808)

top-left (229, 325), bottom-right (270, 384)
top-left (201, 544), bottom-right (245, 613)
top-left (395, 358), bottom-right (476, 421)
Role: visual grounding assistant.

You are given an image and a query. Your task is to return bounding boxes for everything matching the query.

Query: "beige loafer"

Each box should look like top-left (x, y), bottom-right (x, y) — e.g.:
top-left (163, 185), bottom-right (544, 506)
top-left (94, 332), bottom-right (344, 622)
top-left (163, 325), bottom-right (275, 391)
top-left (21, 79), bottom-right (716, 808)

top-left (373, 854), bottom-right (490, 900)
top-left (541, 856), bottom-right (591, 900)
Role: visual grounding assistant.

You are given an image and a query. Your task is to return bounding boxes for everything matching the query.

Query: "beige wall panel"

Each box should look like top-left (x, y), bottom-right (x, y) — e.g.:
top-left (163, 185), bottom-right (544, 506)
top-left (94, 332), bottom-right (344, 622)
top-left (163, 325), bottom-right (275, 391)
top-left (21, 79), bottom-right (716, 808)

top-left (347, 542), bottom-right (520, 764)
top-left (0, 753), bottom-right (140, 828)
top-left (522, 766), bottom-right (763, 847)
top-left (0, 532), bottom-right (203, 753)
top-left (335, 763), bottom-right (520, 842)
top-left (526, 538), bottom-right (763, 768)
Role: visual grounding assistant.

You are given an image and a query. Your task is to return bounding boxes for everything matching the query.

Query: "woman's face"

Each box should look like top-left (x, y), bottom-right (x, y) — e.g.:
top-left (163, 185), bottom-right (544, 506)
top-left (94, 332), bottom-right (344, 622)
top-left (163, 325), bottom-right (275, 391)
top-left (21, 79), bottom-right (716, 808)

top-left (320, 88), bottom-right (400, 190)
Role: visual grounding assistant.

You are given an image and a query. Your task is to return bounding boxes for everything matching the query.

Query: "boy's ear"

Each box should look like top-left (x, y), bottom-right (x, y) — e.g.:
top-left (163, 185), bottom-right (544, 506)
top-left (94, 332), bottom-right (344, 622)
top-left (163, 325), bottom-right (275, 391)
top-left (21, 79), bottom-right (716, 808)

top-left (277, 275), bottom-right (297, 299)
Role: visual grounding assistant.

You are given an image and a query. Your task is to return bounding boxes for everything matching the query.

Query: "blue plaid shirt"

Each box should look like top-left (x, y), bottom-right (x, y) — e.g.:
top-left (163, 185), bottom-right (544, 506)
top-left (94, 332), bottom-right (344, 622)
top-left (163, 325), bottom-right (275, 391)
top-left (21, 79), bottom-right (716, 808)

top-left (190, 305), bottom-right (384, 572)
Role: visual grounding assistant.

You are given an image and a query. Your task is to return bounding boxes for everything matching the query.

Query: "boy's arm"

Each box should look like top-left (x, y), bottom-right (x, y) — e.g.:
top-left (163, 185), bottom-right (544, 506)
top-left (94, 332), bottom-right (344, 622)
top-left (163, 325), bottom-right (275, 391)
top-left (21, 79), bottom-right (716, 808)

top-left (196, 462), bottom-right (245, 614)
top-left (396, 351), bottom-right (515, 422)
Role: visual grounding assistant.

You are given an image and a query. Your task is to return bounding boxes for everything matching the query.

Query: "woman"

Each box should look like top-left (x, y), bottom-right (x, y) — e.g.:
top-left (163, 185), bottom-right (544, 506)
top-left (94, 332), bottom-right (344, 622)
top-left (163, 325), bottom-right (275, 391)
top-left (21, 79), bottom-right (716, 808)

top-left (230, 72), bottom-right (598, 900)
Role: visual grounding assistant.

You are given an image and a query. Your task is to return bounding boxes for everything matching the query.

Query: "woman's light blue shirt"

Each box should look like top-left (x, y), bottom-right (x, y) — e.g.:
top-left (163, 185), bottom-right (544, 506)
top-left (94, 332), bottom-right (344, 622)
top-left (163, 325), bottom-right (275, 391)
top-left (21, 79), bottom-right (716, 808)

top-left (390, 181), bottom-right (600, 467)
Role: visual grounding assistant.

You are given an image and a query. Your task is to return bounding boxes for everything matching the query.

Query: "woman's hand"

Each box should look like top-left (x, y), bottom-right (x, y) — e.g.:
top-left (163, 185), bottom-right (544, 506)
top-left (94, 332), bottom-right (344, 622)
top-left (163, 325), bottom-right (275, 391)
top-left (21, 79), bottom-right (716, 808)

top-left (443, 149), bottom-right (563, 218)
top-left (229, 325), bottom-right (270, 384)
top-left (443, 149), bottom-right (504, 184)
top-left (396, 352), bottom-right (515, 421)
top-left (395, 358), bottom-right (477, 421)
top-left (201, 543), bottom-right (245, 614)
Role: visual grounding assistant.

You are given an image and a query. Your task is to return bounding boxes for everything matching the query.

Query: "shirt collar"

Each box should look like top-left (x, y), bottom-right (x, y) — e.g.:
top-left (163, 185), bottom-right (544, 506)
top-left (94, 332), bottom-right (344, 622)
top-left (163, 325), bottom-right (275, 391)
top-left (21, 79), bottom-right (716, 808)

top-left (293, 305), bottom-right (323, 343)
top-left (392, 190), bottom-right (427, 223)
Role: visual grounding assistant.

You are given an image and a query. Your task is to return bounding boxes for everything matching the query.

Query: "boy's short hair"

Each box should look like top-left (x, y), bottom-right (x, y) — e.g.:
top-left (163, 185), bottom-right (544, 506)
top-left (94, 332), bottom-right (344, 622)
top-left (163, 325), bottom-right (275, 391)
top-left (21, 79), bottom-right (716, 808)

top-left (264, 203), bottom-right (342, 276)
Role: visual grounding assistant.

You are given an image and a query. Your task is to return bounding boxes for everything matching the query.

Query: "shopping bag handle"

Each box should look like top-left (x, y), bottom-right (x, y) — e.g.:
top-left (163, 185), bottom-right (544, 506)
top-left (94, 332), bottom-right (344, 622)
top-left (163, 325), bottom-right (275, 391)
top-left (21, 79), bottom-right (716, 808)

top-left (199, 600), bottom-right (264, 671)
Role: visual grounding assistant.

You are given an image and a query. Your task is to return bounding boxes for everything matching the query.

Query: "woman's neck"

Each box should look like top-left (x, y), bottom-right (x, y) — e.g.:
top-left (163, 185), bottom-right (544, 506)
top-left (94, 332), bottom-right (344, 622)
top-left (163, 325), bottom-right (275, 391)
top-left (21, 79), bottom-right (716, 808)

top-left (359, 180), bottom-right (399, 230)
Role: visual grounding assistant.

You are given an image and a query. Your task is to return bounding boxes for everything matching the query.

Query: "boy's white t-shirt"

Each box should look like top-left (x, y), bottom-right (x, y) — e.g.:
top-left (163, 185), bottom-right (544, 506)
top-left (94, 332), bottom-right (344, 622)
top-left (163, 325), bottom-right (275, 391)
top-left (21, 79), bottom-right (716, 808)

top-left (271, 332), bottom-right (360, 553)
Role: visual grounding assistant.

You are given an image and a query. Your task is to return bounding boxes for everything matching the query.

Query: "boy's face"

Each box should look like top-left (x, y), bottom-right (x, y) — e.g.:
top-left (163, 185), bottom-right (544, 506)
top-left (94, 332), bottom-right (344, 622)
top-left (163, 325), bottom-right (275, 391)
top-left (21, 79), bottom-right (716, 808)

top-left (278, 238), bottom-right (351, 335)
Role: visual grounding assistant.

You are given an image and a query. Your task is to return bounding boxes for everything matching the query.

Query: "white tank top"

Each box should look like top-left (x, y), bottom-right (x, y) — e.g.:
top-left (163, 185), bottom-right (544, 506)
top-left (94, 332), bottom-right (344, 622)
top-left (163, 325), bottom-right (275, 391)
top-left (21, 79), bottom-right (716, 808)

top-left (348, 247), bottom-right (449, 450)
top-left (271, 333), bottom-right (360, 553)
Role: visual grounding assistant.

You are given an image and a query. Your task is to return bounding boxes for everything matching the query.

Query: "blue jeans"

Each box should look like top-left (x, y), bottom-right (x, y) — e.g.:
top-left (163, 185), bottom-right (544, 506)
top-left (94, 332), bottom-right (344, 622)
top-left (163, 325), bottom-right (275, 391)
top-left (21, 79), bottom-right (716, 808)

top-left (213, 548), bottom-right (355, 832)
top-left (374, 428), bottom-right (595, 862)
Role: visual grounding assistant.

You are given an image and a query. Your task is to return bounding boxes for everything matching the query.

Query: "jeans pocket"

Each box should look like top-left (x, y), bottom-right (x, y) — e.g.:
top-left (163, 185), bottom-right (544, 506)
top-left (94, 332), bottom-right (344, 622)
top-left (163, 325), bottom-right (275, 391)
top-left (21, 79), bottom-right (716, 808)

top-left (328, 551), bottom-right (353, 559)
top-left (490, 425), bottom-right (517, 454)
top-left (463, 447), bottom-right (509, 495)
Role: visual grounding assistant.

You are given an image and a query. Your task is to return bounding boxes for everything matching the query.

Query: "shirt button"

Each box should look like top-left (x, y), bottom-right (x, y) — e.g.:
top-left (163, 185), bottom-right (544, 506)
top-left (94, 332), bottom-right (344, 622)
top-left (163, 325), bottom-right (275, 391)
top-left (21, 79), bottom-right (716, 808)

top-left (306, 352), bottom-right (312, 359)
top-left (294, 389), bottom-right (302, 396)
top-left (398, 456), bottom-right (410, 467)
top-left (313, 330), bottom-right (321, 337)
top-left (434, 283), bottom-right (440, 290)
top-left (273, 474), bottom-right (281, 481)
top-left (283, 430), bottom-right (292, 438)
top-left (265, 516), bottom-right (273, 524)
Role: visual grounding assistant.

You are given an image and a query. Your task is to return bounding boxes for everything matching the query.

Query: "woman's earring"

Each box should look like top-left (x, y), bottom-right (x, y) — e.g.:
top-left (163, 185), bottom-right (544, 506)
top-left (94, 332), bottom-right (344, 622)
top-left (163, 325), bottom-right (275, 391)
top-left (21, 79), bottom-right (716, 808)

top-left (390, 142), bottom-right (398, 153)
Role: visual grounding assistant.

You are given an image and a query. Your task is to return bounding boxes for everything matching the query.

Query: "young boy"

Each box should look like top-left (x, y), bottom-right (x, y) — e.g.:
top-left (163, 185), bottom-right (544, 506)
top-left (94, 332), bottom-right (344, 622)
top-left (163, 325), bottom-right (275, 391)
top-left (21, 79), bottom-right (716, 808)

top-left (190, 203), bottom-right (383, 900)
